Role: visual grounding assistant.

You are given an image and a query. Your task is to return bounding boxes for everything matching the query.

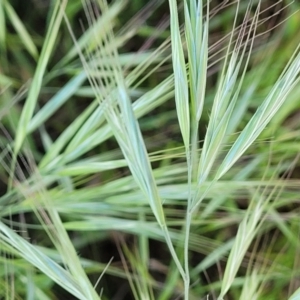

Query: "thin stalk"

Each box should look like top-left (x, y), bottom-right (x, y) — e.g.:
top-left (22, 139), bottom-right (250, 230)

top-left (183, 207), bottom-right (193, 299)
top-left (161, 225), bottom-right (187, 286)
top-left (183, 150), bottom-right (193, 299)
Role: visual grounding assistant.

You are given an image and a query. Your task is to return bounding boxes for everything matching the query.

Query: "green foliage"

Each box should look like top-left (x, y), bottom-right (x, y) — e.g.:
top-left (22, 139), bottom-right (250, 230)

top-left (1, 0), bottom-right (300, 299)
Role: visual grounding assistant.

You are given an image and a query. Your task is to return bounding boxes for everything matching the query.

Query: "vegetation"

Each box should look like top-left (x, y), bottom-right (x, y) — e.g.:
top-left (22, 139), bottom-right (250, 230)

top-left (1, 0), bottom-right (300, 299)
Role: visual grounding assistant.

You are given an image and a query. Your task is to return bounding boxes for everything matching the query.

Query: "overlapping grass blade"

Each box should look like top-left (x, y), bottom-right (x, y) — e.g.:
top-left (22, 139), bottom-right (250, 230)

top-left (2, 147), bottom-right (102, 299)
top-left (2, 0), bottom-right (300, 298)
top-left (65, 0), bottom-right (188, 280)
top-left (3, 0), bottom-right (38, 60)
top-left (216, 49), bottom-right (300, 181)
top-left (73, 0), bottom-right (158, 220)
top-left (27, 71), bottom-right (86, 134)
top-left (0, 221), bottom-right (88, 299)
top-left (218, 161), bottom-right (286, 298)
top-left (196, 2), bottom-right (259, 192)
top-left (14, 0), bottom-right (68, 156)
top-left (168, 0), bottom-right (190, 152)
top-left (57, 0), bottom-right (126, 68)
top-left (184, 0), bottom-right (208, 173)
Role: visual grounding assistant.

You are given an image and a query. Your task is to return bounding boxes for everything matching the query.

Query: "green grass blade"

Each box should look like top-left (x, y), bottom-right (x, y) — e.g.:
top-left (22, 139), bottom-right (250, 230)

top-left (0, 222), bottom-right (87, 300)
top-left (216, 48), bottom-right (300, 180)
top-left (4, 1), bottom-right (38, 60)
top-left (14, 0), bottom-right (68, 155)
top-left (27, 71), bottom-right (86, 133)
top-left (168, 0), bottom-right (190, 151)
top-left (0, 0), bottom-right (6, 53)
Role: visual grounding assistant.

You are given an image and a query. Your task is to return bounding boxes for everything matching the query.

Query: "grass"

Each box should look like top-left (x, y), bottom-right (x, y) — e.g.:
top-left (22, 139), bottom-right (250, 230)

top-left (1, 0), bottom-right (300, 299)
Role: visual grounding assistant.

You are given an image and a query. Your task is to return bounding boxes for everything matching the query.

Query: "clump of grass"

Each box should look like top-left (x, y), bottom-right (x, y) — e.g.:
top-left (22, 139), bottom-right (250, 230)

top-left (1, 0), bottom-right (300, 299)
